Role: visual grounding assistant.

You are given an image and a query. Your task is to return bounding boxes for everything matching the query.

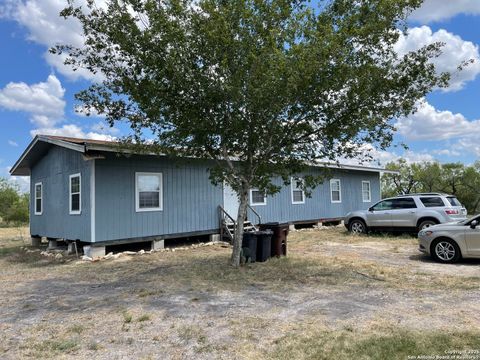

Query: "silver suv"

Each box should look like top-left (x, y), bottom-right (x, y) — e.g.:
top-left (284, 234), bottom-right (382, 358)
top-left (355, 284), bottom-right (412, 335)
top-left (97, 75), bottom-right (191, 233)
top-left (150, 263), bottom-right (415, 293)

top-left (345, 193), bottom-right (467, 234)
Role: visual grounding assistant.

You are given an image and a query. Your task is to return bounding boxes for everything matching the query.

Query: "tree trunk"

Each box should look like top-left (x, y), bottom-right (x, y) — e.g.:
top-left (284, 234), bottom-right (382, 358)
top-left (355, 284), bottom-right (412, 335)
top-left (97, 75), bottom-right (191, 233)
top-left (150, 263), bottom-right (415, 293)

top-left (230, 184), bottom-right (249, 267)
top-left (473, 196), bottom-right (480, 214)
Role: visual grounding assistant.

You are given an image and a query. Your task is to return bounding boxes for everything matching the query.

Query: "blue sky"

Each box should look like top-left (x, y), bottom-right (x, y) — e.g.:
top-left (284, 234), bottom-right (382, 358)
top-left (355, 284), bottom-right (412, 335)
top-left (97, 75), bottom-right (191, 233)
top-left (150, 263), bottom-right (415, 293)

top-left (1, 0), bottom-right (480, 190)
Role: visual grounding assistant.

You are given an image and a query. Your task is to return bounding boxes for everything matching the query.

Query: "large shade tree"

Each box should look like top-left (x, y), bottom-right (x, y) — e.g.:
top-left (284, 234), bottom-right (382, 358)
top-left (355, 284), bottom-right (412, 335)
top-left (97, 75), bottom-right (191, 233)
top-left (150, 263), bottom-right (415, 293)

top-left (54, 0), bottom-right (449, 266)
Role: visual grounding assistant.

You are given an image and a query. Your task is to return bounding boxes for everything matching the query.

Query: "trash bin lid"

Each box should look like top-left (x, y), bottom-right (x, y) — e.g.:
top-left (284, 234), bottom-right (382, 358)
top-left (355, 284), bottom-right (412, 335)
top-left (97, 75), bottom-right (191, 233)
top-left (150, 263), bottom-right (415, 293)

top-left (254, 230), bottom-right (273, 235)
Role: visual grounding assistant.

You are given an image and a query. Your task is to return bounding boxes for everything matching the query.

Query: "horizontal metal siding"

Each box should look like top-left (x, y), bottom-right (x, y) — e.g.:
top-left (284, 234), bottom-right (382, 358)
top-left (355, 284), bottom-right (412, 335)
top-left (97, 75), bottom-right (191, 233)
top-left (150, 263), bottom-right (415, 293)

top-left (30, 146), bottom-right (91, 240)
top-left (94, 155), bottom-right (223, 242)
top-left (249, 170), bottom-right (381, 223)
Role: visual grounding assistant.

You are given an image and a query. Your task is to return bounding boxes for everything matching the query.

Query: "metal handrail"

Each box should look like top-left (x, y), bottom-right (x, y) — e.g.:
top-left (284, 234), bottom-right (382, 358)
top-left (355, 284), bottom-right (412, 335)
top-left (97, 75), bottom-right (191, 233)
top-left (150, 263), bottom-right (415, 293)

top-left (247, 204), bottom-right (262, 225)
top-left (218, 205), bottom-right (236, 225)
top-left (218, 205), bottom-right (236, 242)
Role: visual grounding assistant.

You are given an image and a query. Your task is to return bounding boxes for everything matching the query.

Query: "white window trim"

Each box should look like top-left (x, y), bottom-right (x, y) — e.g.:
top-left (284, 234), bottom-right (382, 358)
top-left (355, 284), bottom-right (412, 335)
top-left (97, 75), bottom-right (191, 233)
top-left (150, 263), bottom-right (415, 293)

top-left (69, 173), bottom-right (82, 215)
top-left (249, 188), bottom-right (266, 206)
top-left (362, 181), bottom-right (371, 203)
top-left (291, 177), bottom-right (305, 205)
top-left (330, 179), bottom-right (342, 203)
top-left (34, 182), bottom-right (43, 215)
top-left (135, 172), bottom-right (163, 212)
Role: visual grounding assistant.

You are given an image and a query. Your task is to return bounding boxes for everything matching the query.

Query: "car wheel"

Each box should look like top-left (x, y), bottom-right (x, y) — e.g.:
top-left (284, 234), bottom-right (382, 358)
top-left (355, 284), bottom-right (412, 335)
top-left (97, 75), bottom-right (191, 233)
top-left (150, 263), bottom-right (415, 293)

top-left (349, 219), bottom-right (367, 234)
top-left (418, 220), bottom-right (437, 232)
top-left (431, 239), bottom-right (461, 263)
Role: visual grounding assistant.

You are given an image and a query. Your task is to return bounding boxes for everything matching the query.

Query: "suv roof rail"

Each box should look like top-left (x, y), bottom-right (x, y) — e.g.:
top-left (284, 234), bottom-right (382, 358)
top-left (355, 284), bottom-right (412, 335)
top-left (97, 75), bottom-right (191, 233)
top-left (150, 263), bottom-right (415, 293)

top-left (396, 192), bottom-right (449, 197)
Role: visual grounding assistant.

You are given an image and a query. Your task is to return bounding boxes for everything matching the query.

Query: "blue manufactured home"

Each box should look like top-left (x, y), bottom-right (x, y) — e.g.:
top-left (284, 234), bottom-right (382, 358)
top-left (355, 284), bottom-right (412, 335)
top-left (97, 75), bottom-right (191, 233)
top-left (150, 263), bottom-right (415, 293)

top-left (11, 135), bottom-right (388, 255)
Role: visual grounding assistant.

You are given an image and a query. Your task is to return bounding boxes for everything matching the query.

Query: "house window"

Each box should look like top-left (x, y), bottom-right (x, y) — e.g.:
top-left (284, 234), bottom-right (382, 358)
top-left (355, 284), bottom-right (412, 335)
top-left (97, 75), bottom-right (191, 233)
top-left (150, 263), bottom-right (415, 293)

top-left (136, 172), bottom-right (163, 212)
top-left (250, 189), bottom-right (266, 206)
top-left (34, 182), bottom-right (42, 215)
top-left (330, 179), bottom-right (341, 203)
top-left (362, 181), bottom-right (371, 202)
top-left (69, 173), bottom-right (81, 215)
top-left (291, 177), bottom-right (305, 204)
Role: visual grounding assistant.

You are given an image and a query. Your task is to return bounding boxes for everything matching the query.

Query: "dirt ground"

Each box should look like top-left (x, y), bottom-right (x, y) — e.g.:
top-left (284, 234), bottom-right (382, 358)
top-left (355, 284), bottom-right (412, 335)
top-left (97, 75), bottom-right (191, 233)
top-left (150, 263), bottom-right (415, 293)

top-left (0, 226), bottom-right (479, 359)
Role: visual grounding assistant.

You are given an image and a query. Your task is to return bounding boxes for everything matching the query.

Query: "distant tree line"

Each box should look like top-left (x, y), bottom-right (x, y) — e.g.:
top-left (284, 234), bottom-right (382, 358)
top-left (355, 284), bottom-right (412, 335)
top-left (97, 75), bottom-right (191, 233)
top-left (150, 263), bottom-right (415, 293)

top-left (382, 160), bottom-right (480, 214)
top-left (0, 178), bottom-right (29, 226)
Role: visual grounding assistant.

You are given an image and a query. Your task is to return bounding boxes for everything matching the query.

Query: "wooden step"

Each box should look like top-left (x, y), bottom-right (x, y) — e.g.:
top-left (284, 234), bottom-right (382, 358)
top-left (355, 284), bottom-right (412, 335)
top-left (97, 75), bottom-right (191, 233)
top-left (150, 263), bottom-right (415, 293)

top-left (226, 226), bottom-right (256, 232)
top-left (226, 221), bottom-right (254, 227)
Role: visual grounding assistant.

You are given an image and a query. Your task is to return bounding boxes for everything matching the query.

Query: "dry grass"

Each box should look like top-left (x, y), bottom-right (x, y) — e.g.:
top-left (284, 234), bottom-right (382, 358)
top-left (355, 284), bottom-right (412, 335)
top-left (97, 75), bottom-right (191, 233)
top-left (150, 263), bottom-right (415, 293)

top-left (0, 226), bottom-right (30, 256)
top-left (269, 324), bottom-right (480, 360)
top-left (0, 226), bottom-right (29, 241)
top-left (292, 226), bottom-right (418, 248)
top-left (0, 225), bottom-right (479, 359)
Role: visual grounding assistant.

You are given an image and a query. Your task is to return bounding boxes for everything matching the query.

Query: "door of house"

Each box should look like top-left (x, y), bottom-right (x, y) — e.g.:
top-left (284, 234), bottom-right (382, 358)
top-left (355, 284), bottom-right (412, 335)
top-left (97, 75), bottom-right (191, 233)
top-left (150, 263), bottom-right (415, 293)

top-left (223, 183), bottom-right (240, 221)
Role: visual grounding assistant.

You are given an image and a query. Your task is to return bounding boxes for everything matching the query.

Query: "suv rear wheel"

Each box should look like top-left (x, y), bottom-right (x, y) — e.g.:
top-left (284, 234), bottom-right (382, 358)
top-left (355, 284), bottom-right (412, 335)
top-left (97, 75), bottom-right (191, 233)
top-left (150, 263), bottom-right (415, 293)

top-left (431, 238), bottom-right (461, 263)
top-left (349, 219), bottom-right (367, 234)
top-left (418, 219), bottom-right (437, 232)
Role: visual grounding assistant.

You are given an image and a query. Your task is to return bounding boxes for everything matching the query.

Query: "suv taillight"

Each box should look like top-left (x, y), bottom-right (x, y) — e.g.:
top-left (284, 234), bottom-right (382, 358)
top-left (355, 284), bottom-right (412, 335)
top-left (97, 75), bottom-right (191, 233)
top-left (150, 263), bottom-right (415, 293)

top-left (445, 209), bottom-right (459, 215)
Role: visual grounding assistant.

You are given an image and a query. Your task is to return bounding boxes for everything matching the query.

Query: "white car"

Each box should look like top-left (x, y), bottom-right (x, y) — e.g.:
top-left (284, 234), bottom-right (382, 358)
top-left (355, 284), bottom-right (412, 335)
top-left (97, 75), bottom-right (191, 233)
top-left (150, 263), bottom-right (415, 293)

top-left (418, 215), bottom-right (480, 263)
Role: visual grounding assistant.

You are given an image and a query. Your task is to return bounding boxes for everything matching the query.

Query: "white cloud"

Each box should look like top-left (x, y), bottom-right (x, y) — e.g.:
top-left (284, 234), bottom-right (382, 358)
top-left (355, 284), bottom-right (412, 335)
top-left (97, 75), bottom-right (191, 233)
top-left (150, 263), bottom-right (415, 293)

top-left (411, 0), bottom-right (480, 23)
top-left (31, 124), bottom-right (115, 141)
top-left (396, 100), bottom-right (480, 141)
top-left (368, 150), bottom-right (436, 165)
top-left (399, 151), bottom-right (436, 164)
top-left (338, 143), bottom-right (435, 167)
top-left (432, 149), bottom-right (461, 157)
top-left (454, 137), bottom-right (480, 157)
top-left (44, 51), bottom-right (103, 82)
top-left (0, 75), bottom-right (65, 127)
top-left (395, 26), bottom-right (480, 92)
top-left (1, 166), bottom-right (30, 193)
top-left (74, 105), bottom-right (120, 136)
top-left (0, 1), bottom-right (16, 18)
top-left (74, 104), bottom-right (106, 118)
top-left (91, 121), bottom-right (119, 136)
top-left (395, 100), bottom-right (480, 158)
top-left (8, 140), bottom-right (18, 147)
top-left (0, 75), bottom-right (116, 141)
top-left (4, 0), bottom-right (104, 81)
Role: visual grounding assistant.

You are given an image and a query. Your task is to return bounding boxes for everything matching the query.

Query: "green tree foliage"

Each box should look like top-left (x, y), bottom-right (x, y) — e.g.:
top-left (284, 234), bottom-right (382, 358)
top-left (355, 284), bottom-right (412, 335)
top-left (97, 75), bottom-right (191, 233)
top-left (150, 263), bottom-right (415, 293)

top-left (54, 0), bottom-right (449, 266)
top-left (382, 159), bottom-right (421, 196)
top-left (0, 178), bottom-right (29, 226)
top-left (382, 160), bottom-right (480, 214)
top-left (0, 178), bottom-right (19, 218)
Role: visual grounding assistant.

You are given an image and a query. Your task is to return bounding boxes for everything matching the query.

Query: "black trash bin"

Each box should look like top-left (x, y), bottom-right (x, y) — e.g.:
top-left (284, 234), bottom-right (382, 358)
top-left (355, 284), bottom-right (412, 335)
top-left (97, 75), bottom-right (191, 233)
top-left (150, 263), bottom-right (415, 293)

top-left (255, 230), bottom-right (273, 262)
top-left (259, 222), bottom-right (289, 257)
top-left (242, 232), bottom-right (257, 262)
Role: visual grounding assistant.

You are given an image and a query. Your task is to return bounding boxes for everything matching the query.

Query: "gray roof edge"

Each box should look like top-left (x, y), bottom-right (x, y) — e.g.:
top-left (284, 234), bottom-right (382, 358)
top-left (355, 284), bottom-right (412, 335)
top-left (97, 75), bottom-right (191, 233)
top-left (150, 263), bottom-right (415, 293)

top-left (320, 162), bottom-right (399, 174)
top-left (10, 135), bottom-right (85, 176)
top-left (10, 135), bottom-right (397, 176)
top-left (39, 135), bottom-right (86, 153)
top-left (88, 144), bottom-right (395, 173)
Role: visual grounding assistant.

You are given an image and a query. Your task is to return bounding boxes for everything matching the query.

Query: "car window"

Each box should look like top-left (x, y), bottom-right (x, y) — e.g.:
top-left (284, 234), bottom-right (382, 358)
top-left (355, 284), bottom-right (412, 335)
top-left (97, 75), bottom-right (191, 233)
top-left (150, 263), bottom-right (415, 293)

top-left (372, 200), bottom-right (394, 211)
top-left (391, 198), bottom-right (417, 209)
top-left (420, 197), bottom-right (445, 207)
top-left (447, 197), bottom-right (462, 207)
